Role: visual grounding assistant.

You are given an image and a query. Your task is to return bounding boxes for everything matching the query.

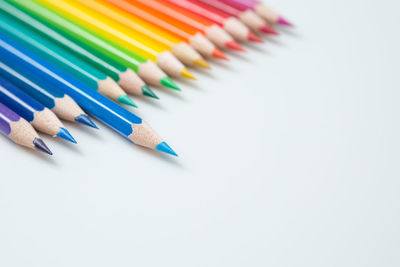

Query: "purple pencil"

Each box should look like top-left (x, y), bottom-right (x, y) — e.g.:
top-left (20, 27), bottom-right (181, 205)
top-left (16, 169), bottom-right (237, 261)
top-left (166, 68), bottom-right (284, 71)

top-left (0, 101), bottom-right (52, 154)
top-left (219, 0), bottom-right (292, 26)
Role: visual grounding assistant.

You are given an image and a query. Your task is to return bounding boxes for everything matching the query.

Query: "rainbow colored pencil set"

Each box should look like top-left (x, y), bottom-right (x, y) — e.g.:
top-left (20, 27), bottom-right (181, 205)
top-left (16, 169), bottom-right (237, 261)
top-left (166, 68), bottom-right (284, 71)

top-left (0, 0), bottom-right (292, 156)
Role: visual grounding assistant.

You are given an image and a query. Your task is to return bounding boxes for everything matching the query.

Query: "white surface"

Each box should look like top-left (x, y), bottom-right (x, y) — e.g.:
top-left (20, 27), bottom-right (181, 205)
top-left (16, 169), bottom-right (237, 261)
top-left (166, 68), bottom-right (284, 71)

top-left (1, 0), bottom-right (399, 266)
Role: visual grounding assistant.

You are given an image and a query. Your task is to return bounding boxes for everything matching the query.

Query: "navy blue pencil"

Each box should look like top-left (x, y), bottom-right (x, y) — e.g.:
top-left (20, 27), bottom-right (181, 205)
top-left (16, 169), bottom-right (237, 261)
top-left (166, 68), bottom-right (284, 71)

top-left (0, 34), bottom-right (177, 156)
top-left (0, 62), bottom-right (97, 128)
top-left (0, 77), bottom-right (76, 143)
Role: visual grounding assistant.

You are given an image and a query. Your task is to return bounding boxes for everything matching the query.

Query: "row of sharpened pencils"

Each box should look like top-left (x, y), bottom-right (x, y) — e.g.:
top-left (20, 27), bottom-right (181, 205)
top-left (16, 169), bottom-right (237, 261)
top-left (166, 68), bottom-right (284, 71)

top-left (0, 0), bottom-right (292, 157)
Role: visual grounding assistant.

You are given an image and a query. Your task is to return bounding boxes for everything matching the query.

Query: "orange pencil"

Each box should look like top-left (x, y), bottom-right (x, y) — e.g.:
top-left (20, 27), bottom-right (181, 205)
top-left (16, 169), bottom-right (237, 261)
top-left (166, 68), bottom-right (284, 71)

top-left (111, 0), bottom-right (244, 51)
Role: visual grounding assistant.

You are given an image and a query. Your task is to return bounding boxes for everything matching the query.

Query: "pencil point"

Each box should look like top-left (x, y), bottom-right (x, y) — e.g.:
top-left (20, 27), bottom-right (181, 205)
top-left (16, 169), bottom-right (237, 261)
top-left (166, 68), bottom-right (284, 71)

top-left (193, 58), bottom-right (211, 69)
top-left (212, 48), bottom-right (229, 60)
top-left (33, 138), bottom-right (53, 155)
top-left (141, 85), bottom-right (159, 99)
top-left (260, 24), bottom-right (279, 35)
top-left (57, 127), bottom-right (77, 143)
top-left (277, 16), bottom-right (293, 26)
top-left (75, 114), bottom-right (98, 129)
top-left (181, 68), bottom-right (196, 80)
top-left (118, 95), bottom-right (138, 108)
top-left (160, 76), bottom-right (181, 91)
top-left (226, 41), bottom-right (246, 52)
top-left (248, 32), bottom-right (264, 43)
top-left (156, 141), bottom-right (178, 156)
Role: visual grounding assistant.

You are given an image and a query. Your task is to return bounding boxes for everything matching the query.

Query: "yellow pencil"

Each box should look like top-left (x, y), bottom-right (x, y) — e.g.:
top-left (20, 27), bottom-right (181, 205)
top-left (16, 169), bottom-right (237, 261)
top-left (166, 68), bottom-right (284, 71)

top-left (35, 0), bottom-right (196, 80)
top-left (76, 0), bottom-right (210, 69)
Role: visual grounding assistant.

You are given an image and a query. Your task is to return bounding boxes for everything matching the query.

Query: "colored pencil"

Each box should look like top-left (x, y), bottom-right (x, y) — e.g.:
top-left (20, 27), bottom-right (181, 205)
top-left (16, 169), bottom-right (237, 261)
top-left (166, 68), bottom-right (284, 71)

top-left (35, 0), bottom-right (195, 80)
top-left (0, 77), bottom-right (76, 143)
top-left (163, 0), bottom-right (262, 42)
top-left (0, 2), bottom-right (158, 100)
top-left (0, 35), bottom-right (177, 156)
top-left (194, 0), bottom-right (277, 34)
top-left (104, 0), bottom-right (226, 59)
top-left (220, 0), bottom-right (292, 26)
top-left (110, 0), bottom-right (243, 51)
top-left (0, 14), bottom-right (137, 108)
top-left (6, 0), bottom-right (179, 91)
top-left (77, 0), bottom-right (210, 69)
top-left (0, 62), bottom-right (97, 129)
top-left (0, 101), bottom-right (52, 155)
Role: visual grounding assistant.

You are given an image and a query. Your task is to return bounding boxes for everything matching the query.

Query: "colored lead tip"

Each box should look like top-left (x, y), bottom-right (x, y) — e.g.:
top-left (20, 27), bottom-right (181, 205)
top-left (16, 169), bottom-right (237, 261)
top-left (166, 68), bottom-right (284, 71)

top-left (212, 48), bottom-right (229, 60)
top-left (160, 76), bottom-right (181, 91)
top-left (33, 137), bottom-right (53, 155)
top-left (248, 32), bottom-right (264, 43)
top-left (260, 24), bottom-right (279, 35)
top-left (57, 127), bottom-right (77, 143)
top-left (156, 141), bottom-right (178, 156)
top-left (277, 16), bottom-right (293, 26)
top-left (141, 85), bottom-right (159, 99)
top-left (118, 95), bottom-right (138, 108)
top-left (226, 40), bottom-right (246, 52)
top-left (193, 58), bottom-right (211, 69)
top-left (181, 67), bottom-right (196, 80)
top-left (75, 114), bottom-right (98, 129)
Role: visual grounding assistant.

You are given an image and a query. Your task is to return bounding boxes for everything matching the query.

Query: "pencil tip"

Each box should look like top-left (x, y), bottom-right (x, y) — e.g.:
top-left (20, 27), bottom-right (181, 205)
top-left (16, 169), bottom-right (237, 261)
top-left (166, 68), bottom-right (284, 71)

top-left (118, 95), bottom-right (138, 108)
top-left (33, 138), bottom-right (53, 155)
top-left (75, 114), bottom-right (98, 129)
top-left (160, 76), bottom-right (181, 91)
top-left (277, 16), bottom-right (293, 26)
top-left (57, 127), bottom-right (77, 143)
top-left (193, 58), bottom-right (211, 69)
top-left (212, 48), bottom-right (229, 60)
top-left (248, 32), bottom-right (264, 43)
top-left (226, 41), bottom-right (246, 51)
top-left (181, 68), bottom-right (196, 80)
top-left (141, 85), bottom-right (159, 99)
top-left (260, 24), bottom-right (279, 35)
top-left (156, 141), bottom-right (178, 156)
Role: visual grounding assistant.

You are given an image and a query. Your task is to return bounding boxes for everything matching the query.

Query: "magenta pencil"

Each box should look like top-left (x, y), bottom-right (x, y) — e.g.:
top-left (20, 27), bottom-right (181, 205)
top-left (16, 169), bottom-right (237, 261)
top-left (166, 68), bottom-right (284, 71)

top-left (219, 0), bottom-right (292, 26)
top-left (194, 0), bottom-right (277, 34)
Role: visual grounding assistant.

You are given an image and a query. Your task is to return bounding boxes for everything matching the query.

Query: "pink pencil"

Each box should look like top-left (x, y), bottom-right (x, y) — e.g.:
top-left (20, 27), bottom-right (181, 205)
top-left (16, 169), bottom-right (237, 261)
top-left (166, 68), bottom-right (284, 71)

top-left (219, 0), bottom-right (293, 26)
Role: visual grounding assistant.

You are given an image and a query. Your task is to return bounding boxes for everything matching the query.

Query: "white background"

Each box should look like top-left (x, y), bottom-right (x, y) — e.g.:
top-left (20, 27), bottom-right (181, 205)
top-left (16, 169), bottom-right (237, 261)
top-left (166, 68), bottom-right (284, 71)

top-left (1, 0), bottom-right (399, 266)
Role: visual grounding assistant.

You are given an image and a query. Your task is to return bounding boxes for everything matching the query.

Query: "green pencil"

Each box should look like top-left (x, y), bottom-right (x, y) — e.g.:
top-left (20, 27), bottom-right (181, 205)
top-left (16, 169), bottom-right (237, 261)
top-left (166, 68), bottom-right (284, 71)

top-left (0, 1), bottom-right (158, 99)
top-left (7, 0), bottom-right (180, 91)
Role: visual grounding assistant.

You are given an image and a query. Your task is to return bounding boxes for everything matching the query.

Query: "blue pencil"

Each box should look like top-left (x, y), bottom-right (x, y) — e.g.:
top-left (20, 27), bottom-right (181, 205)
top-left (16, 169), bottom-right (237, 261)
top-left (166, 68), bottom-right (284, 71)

top-left (0, 62), bottom-right (97, 128)
top-left (0, 77), bottom-right (76, 143)
top-left (0, 35), bottom-right (177, 156)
